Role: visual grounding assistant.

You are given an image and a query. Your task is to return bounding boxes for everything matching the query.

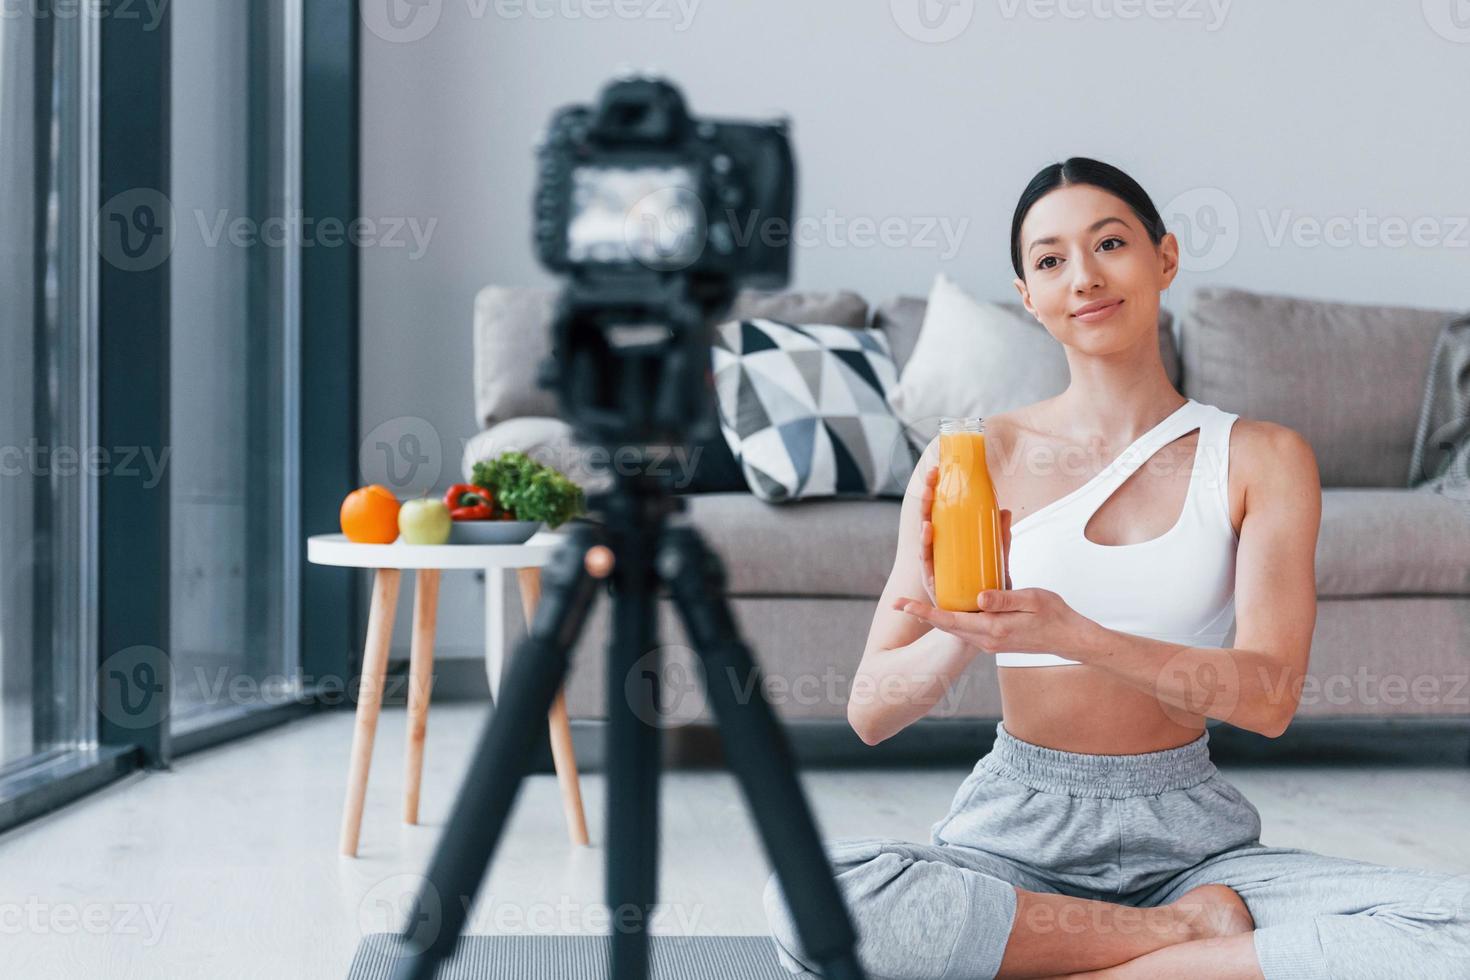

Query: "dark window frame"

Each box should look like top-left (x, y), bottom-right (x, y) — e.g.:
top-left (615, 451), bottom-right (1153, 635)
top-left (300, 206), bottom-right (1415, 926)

top-left (0, 0), bottom-right (359, 834)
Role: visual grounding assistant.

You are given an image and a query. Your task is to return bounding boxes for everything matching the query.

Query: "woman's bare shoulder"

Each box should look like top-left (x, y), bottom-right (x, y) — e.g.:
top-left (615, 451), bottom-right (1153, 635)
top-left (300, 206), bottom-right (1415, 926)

top-left (1226, 416), bottom-right (1321, 530)
top-left (1229, 417), bottom-right (1318, 477)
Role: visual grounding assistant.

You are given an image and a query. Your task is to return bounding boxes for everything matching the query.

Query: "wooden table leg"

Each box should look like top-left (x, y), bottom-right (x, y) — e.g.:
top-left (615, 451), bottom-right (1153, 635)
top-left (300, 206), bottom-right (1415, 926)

top-left (402, 568), bottom-right (440, 826)
top-left (340, 567), bottom-right (401, 857)
top-left (516, 566), bottom-right (590, 847)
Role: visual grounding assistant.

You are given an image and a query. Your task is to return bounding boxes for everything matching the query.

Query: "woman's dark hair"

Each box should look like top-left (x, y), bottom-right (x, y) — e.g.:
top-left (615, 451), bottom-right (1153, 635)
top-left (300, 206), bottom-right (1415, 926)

top-left (1010, 157), bottom-right (1167, 279)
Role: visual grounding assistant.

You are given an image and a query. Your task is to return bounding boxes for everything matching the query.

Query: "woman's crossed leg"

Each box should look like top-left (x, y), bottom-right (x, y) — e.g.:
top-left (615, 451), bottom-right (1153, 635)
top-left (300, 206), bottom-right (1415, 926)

top-left (764, 837), bottom-right (1255, 980)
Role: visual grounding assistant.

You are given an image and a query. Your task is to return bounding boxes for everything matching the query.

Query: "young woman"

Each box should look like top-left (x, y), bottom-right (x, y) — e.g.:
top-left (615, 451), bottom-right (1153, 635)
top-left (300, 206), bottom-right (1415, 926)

top-left (764, 158), bottom-right (1470, 979)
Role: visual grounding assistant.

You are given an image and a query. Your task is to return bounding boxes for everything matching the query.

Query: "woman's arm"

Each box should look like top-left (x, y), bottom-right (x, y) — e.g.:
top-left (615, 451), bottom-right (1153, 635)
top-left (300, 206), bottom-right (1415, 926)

top-left (1071, 422), bottom-right (1321, 736)
top-left (848, 440), bottom-right (981, 746)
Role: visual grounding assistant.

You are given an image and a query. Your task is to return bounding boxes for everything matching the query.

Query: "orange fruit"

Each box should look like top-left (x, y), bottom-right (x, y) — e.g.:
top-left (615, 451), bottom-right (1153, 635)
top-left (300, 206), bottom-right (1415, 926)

top-left (341, 485), bottom-right (401, 543)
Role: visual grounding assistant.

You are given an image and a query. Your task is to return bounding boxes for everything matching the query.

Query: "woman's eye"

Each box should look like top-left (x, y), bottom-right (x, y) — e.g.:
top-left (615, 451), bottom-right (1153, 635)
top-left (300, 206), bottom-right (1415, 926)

top-left (1098, 236), bottom-right (1125, 251)
top-left (1036, 255), bottom-right (1059, 271)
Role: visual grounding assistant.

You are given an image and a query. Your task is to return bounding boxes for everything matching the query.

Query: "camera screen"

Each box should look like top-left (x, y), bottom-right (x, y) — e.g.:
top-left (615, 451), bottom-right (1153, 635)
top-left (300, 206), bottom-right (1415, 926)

top-left (566, 164), bottom-right (703, 267)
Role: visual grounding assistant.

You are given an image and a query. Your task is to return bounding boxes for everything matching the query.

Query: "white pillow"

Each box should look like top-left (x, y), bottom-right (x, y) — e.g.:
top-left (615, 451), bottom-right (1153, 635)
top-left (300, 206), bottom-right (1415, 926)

top-left (886, 273), bottom-right (1070, 446)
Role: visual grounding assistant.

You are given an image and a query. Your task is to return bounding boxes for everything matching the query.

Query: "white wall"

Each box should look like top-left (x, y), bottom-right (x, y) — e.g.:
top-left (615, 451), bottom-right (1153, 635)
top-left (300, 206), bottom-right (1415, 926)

top-left (361, 0), bottom-right (1470, 661)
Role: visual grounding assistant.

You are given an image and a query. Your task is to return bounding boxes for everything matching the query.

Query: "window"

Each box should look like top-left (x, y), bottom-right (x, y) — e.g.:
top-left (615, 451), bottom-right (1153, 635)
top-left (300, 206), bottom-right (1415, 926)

top-left (0, 1), bottom-right (97, 778)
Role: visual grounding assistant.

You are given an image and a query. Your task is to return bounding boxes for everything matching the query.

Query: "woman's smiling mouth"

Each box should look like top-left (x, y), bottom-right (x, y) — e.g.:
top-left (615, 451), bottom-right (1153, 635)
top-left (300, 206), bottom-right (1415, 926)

top-left (1071, 298), bottom-right (1124, 323)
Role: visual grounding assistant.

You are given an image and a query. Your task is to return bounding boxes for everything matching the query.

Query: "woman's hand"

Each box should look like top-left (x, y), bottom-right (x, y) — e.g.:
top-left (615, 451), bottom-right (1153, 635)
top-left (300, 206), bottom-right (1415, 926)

top-left (895, 508), bottom-right (1096, 657)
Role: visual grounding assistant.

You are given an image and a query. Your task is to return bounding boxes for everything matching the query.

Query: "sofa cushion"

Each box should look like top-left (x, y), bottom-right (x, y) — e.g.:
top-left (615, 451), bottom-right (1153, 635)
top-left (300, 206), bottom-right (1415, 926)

top-left (473, 287), bottom-right (562, 428)
top-left (872, 289), bottom-right (1181, 386)
top-left (472, 286), bottom-right (869, 430)
top-left (711, 319), bottom-right (912, 502)
top-left (680, 493), bottom-right (901, 597)
top-left (1180, 287), bottom-right (1455, 487)
top-left (726, 288), bottom-right (868, 329)
top-left (1316, 489), bottom-right (1470, 597)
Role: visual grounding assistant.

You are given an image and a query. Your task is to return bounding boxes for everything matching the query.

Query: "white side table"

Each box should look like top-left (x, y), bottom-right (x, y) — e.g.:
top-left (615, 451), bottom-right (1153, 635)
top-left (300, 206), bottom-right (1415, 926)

top-left (307, 531), bottom-right (589, 856)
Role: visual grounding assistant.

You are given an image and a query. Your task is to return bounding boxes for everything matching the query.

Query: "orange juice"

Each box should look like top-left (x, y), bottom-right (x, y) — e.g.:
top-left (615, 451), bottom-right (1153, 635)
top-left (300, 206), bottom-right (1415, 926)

top-left (931, 418), bottom-right (1004, 611)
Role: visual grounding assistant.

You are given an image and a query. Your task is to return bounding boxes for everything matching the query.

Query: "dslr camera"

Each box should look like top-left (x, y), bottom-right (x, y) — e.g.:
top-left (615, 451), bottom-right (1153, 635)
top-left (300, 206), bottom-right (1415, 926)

top-left (532, 75), bottom-right (795, 449)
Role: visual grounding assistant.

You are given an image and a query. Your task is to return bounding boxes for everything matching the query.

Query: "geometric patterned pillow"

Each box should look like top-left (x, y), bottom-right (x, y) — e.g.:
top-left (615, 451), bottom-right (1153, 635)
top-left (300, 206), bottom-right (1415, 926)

top-left (710, 318), bottom-right (916, 502)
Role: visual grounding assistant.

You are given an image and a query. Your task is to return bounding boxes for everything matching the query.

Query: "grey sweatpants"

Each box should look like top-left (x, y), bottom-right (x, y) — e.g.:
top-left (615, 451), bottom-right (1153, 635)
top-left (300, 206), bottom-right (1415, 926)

top-left (765, 723), bottom-right (1470, 980)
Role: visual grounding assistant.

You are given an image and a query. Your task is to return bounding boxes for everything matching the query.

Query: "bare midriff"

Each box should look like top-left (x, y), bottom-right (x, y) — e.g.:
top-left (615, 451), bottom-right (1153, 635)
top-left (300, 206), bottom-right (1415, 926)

top-left (1000, 667), bottom-right (1207, 754)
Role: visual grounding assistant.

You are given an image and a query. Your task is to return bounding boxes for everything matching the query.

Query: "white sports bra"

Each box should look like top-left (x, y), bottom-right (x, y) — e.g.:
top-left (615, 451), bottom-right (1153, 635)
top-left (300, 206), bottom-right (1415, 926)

top-left (995, 398), bottom-right (1240, 667)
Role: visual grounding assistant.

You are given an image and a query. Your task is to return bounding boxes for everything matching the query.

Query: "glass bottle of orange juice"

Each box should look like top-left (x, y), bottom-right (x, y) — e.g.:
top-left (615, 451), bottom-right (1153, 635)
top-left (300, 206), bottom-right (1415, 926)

top-left (931, 417), bottom-right (1004, 611)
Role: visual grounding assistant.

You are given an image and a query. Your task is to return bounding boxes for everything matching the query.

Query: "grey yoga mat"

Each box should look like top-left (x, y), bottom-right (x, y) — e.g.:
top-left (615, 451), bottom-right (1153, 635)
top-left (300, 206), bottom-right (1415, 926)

top-left (348, 935), bottom-right (793, 979)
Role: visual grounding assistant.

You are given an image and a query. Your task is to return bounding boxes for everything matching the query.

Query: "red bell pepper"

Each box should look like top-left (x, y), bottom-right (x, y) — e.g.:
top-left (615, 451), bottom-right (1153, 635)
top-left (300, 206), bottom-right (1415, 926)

top-left (445, 483), bottom-right (495, 521)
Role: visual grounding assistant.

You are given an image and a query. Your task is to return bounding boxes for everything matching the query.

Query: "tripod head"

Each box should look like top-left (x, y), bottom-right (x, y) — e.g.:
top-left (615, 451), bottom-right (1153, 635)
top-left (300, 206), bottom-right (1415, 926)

top-left (531, 75), bottom-right (795, 465)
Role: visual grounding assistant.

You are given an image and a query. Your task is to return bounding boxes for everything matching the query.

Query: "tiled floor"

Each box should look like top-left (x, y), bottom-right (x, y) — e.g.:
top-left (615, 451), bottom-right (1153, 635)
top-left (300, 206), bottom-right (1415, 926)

top-left (2, 704), bottom-right (1467, 979)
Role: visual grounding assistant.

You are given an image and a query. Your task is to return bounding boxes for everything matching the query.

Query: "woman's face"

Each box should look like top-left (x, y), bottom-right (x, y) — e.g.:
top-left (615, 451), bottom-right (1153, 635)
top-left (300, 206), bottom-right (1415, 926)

top-left (1012, 183), bottom-right (1179, 355)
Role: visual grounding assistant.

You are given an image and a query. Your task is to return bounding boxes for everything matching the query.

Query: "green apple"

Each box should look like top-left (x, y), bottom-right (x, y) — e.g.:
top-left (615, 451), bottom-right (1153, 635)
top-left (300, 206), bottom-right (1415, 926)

top-left (398, 497), bottom-right (452, 545)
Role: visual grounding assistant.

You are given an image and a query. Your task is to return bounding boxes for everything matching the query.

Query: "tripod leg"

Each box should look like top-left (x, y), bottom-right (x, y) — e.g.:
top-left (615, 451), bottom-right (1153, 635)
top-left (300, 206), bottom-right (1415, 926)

top-left (389, 526), bottom-right (605, 980)
top-left (660, 526), bottom-right (866, 980)
top-left (605, 523), bottom-right (661, 980)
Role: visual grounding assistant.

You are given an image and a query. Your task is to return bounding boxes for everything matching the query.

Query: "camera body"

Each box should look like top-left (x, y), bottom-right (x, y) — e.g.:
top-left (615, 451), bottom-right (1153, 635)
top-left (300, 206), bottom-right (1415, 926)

top-left (533, 76), bottom-right (794, 286)
top-left (532, 77), bottom-right (796, 456)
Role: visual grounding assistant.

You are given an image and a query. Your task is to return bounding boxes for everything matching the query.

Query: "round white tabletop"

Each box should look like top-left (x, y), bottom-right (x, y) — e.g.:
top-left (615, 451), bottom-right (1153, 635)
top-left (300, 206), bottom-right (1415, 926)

top-left (306, 531), bottom-right (566, 570)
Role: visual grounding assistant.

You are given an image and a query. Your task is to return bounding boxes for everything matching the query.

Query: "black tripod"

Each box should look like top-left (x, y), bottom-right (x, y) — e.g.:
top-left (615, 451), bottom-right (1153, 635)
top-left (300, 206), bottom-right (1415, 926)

top-left (386, 470), bottom-right (866, 980)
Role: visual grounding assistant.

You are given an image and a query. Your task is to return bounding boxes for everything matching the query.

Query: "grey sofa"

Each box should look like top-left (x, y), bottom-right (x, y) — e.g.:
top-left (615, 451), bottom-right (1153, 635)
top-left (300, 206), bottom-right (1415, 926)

top-left (466, 284), bottom-right (1470, 732)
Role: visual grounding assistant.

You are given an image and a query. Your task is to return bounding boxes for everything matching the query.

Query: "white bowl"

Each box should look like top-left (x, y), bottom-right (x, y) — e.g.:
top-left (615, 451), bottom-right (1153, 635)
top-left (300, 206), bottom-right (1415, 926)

top-left (449, 520), bottom-right (542, 545)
